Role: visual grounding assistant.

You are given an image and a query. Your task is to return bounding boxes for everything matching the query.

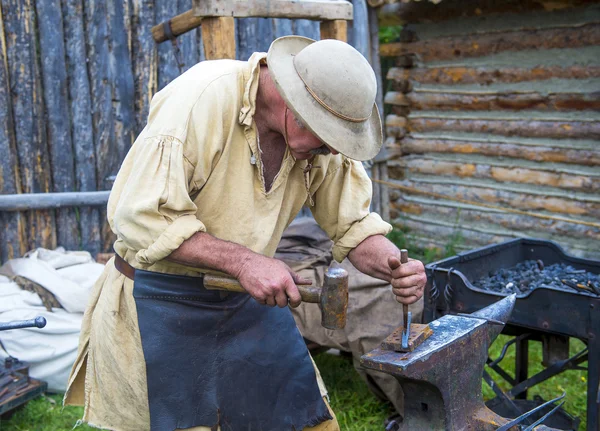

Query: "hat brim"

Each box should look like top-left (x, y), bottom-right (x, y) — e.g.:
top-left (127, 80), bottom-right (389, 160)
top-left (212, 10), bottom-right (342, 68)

top-left (267, 36), bottom-right (382, 162)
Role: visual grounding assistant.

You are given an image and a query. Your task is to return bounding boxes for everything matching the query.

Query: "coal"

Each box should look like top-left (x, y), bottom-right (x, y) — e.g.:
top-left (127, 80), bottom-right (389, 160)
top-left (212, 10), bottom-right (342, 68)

top-left (473, 260), bottom-right (600, 296)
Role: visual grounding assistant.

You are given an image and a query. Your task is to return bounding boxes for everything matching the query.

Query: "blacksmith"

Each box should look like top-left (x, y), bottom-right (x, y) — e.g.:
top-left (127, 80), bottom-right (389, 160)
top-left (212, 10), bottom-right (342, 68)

top-left (64, 36), bottom-right (426, 431)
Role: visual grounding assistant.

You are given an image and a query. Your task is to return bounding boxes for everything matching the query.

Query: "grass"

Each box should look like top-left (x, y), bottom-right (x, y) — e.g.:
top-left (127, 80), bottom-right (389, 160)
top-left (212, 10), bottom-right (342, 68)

top-left (0, 228), bottom-right (590, 430)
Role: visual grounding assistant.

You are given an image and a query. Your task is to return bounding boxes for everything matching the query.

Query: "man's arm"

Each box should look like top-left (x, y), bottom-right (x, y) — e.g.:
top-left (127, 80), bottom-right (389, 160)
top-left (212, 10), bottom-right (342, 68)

top-left (167, 231), bottom-right (307, 308)
top-left (347, 234), bottom-right (427, 305)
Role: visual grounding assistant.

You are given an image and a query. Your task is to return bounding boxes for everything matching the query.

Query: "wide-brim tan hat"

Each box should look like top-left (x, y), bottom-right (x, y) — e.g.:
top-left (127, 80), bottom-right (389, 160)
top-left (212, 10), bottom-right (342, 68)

top-left (267, 36), bottom-right (382, 161)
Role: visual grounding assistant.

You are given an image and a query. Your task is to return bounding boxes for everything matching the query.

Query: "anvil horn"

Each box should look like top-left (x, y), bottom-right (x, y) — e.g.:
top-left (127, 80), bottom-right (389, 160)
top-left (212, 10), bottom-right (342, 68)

top-left (471, 293), bottom-right (516, 345)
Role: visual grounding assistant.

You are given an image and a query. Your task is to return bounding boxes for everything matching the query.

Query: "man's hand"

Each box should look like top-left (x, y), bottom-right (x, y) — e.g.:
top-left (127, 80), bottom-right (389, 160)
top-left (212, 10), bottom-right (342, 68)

top-left (388, 255), bottom-right (426, 305)
top-left (236, 253), bottom-right (311, 308)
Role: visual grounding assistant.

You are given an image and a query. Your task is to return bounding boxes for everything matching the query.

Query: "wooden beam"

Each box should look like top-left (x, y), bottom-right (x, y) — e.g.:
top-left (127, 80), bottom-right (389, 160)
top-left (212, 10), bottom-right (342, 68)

top-left (388, 65), bottom-right (600, 87)
top-left (201, 17), bottom-right (235, 60)
top-left (152, 10), bottom-right (203, 43)
top-left (408, 116), bottom-right (600, 139)
top-left (381, 23), bottom-right (600, 61)
top-left (388, 179), bottom-right (600, 219)
top-left (394, 137), bottom-right (600, 166)
top-left (320, 20), bottom-right (347, 42)
top-left (385, 90), bottom-right (600, 112)
top-left (193, 0), bottom-right (353, 21)
top-left (389, 158), bottom-right (600, 192)
top-left (378, 0), bottom-right (593, 26)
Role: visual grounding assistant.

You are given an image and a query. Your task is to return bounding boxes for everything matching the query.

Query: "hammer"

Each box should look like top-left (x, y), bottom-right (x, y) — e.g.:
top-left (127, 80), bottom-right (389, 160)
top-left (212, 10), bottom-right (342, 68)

top-left (203, 266), bottom-right (349, 330)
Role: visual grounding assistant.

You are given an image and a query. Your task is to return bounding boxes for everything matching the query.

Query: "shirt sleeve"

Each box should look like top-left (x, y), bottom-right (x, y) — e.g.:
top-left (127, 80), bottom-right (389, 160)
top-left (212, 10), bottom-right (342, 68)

top-left (310, 158), bottom-right (392, 262)
top-left (110, 135), bottom-right (206, 265)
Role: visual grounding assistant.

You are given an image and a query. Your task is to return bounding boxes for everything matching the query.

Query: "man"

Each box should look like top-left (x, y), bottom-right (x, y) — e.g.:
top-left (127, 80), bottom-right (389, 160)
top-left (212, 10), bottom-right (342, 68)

top-left (64, 36), bottom-right (426, 431)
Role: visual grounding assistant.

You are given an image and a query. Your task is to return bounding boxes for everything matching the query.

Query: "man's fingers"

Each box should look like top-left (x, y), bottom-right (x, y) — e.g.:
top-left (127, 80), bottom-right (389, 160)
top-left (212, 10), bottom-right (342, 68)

top-left (395, 294), bottom-right (420, 305)
top-left (265, 296), bottom-right (276, 307)
top-left (392, 285), bottom-right (423, 299)
top-left (291, 272), bottom-right (312, 286)
top-left (285, 282), bottom-right (302, 308)
top-left (275, 290), bottom-right (289, 308)
top-left (391, 273), bottom-right (425, 290)
top-left (388, 256), bottom-right (401, 271)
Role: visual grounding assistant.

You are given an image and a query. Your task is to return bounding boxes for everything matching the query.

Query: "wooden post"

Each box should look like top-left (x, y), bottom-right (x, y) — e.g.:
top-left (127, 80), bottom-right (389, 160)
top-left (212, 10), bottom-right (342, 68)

top-left (202, 17), bottom-right (236, 60)
top-left (320, 20), bottom-right (347, 42)
top-left (3, 0), bottom-right (57, 253)
top-left (35, 0), bottom-right (80, 251)
top-left (0, 1), bottom-right (25, 262)
top-left (62, 0), bottom-right (101, 256)
top-left (84, 0), bottom-right (116, 252)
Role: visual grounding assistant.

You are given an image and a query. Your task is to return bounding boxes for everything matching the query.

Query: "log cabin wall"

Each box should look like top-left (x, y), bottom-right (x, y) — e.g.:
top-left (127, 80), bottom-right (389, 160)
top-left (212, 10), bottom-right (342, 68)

top-left (0, 0), bottom-right (375, 264)
top-left (378, 0), bottom-right (600, 258)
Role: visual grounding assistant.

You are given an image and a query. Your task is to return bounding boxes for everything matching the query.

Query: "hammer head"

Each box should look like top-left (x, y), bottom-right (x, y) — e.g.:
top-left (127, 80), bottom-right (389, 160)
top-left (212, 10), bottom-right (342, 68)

top-left (320, 266), bottom-right (349, 330)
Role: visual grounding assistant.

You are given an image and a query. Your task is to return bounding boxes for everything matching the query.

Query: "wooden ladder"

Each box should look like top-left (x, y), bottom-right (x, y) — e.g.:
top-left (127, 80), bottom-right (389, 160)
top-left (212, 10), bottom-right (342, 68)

top-left (151, 0), bottom-right (353, 59)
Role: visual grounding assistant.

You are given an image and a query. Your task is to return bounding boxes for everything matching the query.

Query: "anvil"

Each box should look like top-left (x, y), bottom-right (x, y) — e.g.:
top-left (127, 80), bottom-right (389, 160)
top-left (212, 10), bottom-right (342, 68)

top-left (361, 295), bottom-right (563, 431)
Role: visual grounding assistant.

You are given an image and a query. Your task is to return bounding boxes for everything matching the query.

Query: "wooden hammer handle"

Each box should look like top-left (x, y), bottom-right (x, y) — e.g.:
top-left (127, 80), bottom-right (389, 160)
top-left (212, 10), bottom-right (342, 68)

top-left (203, 274), bottom-right (321, 303)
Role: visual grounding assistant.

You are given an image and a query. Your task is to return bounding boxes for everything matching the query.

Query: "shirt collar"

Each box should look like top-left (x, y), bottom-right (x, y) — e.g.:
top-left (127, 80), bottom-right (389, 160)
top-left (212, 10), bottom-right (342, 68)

top-left (239, 52), bottom-right (268, 127)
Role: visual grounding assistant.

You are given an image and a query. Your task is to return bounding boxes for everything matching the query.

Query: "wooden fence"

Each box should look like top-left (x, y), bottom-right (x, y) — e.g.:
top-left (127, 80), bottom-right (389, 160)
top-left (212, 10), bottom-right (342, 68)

top-left (0, 0), bottom-right (378, 263)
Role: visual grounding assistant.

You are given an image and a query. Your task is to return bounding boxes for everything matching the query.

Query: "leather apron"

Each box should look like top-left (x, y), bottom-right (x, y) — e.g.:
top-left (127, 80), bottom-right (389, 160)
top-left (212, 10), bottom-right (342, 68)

top-left (132, 268), bottom-right (332, 431)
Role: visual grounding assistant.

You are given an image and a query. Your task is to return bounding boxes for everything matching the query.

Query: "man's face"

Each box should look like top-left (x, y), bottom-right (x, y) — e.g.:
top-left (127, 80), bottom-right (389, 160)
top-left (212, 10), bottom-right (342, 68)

top-left (284, 108), bottom-right (338, 160)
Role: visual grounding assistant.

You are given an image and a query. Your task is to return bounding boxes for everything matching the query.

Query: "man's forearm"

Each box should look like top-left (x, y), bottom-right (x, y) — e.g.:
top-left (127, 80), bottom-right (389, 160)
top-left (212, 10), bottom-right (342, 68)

top-left (347, 234), bottom-right (400, 283)
top-left (167, 231), bottom-right (255, 278)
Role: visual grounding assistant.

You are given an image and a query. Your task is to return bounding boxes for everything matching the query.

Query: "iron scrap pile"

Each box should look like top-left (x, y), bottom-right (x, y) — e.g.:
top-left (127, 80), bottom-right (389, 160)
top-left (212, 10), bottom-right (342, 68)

top-left (474, 260), bottom-right (600, 295)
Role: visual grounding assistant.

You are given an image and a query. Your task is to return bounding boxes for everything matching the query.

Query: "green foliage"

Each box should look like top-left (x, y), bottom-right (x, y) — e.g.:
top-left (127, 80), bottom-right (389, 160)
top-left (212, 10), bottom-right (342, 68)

top-left (378, 26), bottom-right (402, 44)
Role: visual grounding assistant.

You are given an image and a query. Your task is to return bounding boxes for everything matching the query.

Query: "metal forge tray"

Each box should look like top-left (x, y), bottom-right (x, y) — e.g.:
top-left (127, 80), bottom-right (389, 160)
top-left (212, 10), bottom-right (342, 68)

top-left (424, 238), bottom-right (599, 431)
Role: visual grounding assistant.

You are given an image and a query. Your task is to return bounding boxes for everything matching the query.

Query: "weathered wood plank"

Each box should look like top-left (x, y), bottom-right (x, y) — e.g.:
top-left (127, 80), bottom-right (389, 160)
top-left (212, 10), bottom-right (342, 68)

top-left (387, 178), bottom-right (600, 219)
top-left (378, 0), bottom-right (593, 26)
top-left (156, 0), bottom-right (180, 88)
top-left (385, 114), bottom-right (407, 138)
top-left (193, 0), bottom-right (353, 21)
top-left (380, 23), bottom-right (600, 61)
top-left (385, 90), bottom-right (600, 111)
top-left (108, 0), bottom-right (136, 161)
top-left (348, 0), bottom-right (367, 53)
top-left (294, 19), bottom-right (320, 39)
top-left (320, 20), bottom-right (347, 42)
top-left (273, 18), bottom-right (293, 38)
top-left (202, 17), bottom-right (236, 60)
top-left (393, 137), bottom-right (600, 166)
top-left (177, 0), bottom-right (199, 71)
top-left (368, 5), bottom-right (383, 117)
top-left (0, 2), bottom-right (25, 262)
top-left (84, 0), bottom-right (116, 251)
top-left (408, 116), bottom-right (600, 139)
top-left (388, 65), bottom-right (600, 87)
top-left (237, 18), bottom-right (274, 61)
top-left (389, 157), bottom-right (600, 192)
top-left (131, 0), bottom-right (157, 134)
top-left (62, 0), bottom-right (101, 256)
top-left (151, 9), bottom-right (203, 43)
top-left (3, 0), bottom-right (56, 253)
top-left (36, 0), bottom-right (80, 251)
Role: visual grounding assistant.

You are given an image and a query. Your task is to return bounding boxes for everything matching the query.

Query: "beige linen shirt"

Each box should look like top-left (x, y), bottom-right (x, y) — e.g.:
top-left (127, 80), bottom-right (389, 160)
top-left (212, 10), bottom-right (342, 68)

top-left (64, 52), bottom-right (391, 431)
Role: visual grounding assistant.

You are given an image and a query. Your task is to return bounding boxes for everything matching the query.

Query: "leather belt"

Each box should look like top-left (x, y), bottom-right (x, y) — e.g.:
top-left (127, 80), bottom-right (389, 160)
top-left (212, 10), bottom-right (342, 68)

top-left (114, 253), bottom-right (136, 280)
